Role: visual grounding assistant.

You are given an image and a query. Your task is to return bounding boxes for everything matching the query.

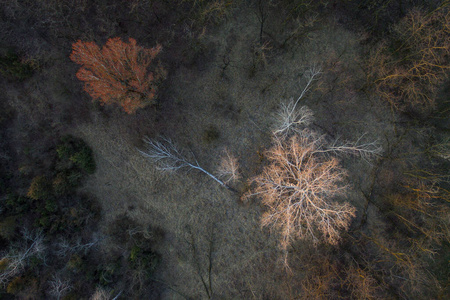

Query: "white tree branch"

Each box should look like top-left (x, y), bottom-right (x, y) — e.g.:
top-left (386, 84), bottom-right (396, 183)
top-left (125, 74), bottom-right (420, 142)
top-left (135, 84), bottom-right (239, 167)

top-left (139, 137), bottom-right (236, 190)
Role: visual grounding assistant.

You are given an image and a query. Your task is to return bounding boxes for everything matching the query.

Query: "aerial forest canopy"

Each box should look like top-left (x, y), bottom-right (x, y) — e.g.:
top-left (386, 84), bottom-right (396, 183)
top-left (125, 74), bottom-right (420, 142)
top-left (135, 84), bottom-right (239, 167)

top-left (0, 0), bottom-right (448, 299)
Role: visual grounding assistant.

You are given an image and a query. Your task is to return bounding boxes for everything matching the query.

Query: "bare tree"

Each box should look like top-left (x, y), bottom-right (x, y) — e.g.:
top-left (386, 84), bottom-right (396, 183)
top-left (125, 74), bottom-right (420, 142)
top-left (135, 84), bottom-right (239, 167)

top-left (274, 105), bottom-right (314, 137)
top-left (181, 224), bottom-right (216, 299)
top-left (215, 148), bottom-right (241, 185)
top-left (48, 275), bottom-right (72, 300)
top-left (273, 65), bottom-right (321, 137)
top-left (255, 0), bottom-right (270, 44)
top-left (139, 137), bottom-right (235, 190)
top-left (272, 65), bottom-right (381, 162)
top-left (243, 132), bottom-right (356, 251)
top-left (0, 230), bottom-right (46, 287)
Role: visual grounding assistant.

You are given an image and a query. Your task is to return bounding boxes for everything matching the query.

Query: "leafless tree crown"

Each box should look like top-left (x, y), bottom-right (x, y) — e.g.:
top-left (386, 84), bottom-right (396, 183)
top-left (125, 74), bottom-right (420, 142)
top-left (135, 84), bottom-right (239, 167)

top-left (49, 275), bottom-right (72, 300)
top-left (215, 148), bottom-right (241, 184)
top-left (243, 131), bottom-right (356, 249)
top-left (273, 65), bottom-right (321, 137)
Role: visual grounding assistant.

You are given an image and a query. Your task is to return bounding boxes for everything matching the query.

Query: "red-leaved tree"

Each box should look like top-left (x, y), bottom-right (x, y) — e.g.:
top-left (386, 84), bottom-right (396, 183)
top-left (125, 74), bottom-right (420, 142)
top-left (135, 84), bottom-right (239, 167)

top-left (70, 37), bottom-right (165, 114)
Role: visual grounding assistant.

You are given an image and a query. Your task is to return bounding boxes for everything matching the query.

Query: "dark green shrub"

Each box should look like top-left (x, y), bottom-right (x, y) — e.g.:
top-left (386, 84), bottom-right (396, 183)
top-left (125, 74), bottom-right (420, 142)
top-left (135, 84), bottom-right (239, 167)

top-left (0, 216), bottom-right (17, 240)
top-left (37, 212), bottom-right (68, 234)
top-left (0, 258), bottom-right (9, 271)
top-left (53, 172), bottom-right (74, 195)
top-left (28, 256), bottom-right (43, 270)
top-left (44, 199), bottom-right (57, 213)
top-left (6, 276), bottom-right (38, 298)
top-left (62, 293), bottom-right (79, 300)
top-left (129, 245), bottom-right (160, 277)
top-left (5, 194), bottom-right (31, 214)
top-left (70, 148), bottom-right (96, 174)
top-left (98, 262), bottom-right (120, 286)
top-left (67, 195), bottom-right (100, 230)
top-left (0, 176), bottom-right (6, 195)
top-left (57, 135), bottom-right (96, 174)
top-left (0, 50), bottom-right (35, 81)
top-left (38, 215), bottom-right (50, 228)
top-left (65, 170), bottom-right (83, 188)
top-left (129, 245), bottom-right (142, 264)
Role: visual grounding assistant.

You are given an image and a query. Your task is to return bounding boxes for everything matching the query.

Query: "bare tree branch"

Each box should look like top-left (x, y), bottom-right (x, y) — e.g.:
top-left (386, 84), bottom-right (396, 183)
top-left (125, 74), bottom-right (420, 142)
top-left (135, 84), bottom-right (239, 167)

top-left (273, 65), bottom-right (321, 137)
top-left (139, 137), bottom-right (236, 190)
top-left (0, 230), bottom-right (46, 287)
top-left (49, 275), bottom-right (72, 300)
top-left (428, 136), bottom-right (450, 161)
top-left (321, 133), bottom-right (383, 162)
top-left (55, 236), bottom-right (102, 257)
top-left (274, 104), bottom-right (314, 137)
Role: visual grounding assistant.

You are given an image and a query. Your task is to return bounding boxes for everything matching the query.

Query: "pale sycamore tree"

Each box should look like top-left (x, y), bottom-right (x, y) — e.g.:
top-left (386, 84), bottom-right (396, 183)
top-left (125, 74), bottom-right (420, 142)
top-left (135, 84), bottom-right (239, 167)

top-left (243, 130), bottom-right (356, 250)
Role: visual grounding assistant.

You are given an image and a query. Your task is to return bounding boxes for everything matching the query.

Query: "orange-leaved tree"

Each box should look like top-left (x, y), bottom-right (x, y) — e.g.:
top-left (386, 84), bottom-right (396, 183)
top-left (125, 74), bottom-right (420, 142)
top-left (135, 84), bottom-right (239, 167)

top-left (70, 37), bottom-right (165, 114)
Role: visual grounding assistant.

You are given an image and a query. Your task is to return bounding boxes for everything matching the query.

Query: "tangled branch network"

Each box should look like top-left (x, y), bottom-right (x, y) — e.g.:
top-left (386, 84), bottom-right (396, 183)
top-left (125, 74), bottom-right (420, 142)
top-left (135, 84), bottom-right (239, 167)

top-left (273, 65), bottom-right (321, 138)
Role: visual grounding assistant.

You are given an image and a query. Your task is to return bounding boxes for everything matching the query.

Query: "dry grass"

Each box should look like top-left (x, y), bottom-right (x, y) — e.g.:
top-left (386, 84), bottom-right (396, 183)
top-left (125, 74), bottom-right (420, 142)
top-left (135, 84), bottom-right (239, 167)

top-left (75, 120), bottom-right (277, 298)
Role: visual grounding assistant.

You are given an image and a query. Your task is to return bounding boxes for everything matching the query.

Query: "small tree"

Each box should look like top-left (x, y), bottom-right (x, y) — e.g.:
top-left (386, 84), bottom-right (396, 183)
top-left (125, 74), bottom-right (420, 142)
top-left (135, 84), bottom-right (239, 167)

top-left (273, 66), bottom-right (320, 137)
top-left (243, 131), bottom-right (356, 250)
top-left (48, 275), bottom-right (72, 300)
top-left (216, 148), bottom-right (241, 185)
top-left (70, 37), bottom-right (165, 114)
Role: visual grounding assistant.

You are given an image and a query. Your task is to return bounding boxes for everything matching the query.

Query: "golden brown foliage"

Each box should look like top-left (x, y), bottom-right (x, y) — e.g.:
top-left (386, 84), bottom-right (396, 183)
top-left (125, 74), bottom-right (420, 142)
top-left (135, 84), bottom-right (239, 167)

top-left (390, 172), bottom-right (450, 255)
top-left (367, 8), bottom-right (449, 110)
top-left (27, 176), bottom-right (51, 200)
top-left (352, 170), bottom-right (450, 298)
top-left (70, 37), bottom-right (165, 114)
top-left (299, 252), bottom-right (338, 299)
top-left (344, 265), bottom-right (379, 300)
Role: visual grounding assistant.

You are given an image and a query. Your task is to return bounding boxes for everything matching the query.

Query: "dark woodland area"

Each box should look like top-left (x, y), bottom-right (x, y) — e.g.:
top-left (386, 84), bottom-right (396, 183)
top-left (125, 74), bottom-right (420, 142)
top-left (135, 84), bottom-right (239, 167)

top-left (0, 0), bottom-right (449, 299)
